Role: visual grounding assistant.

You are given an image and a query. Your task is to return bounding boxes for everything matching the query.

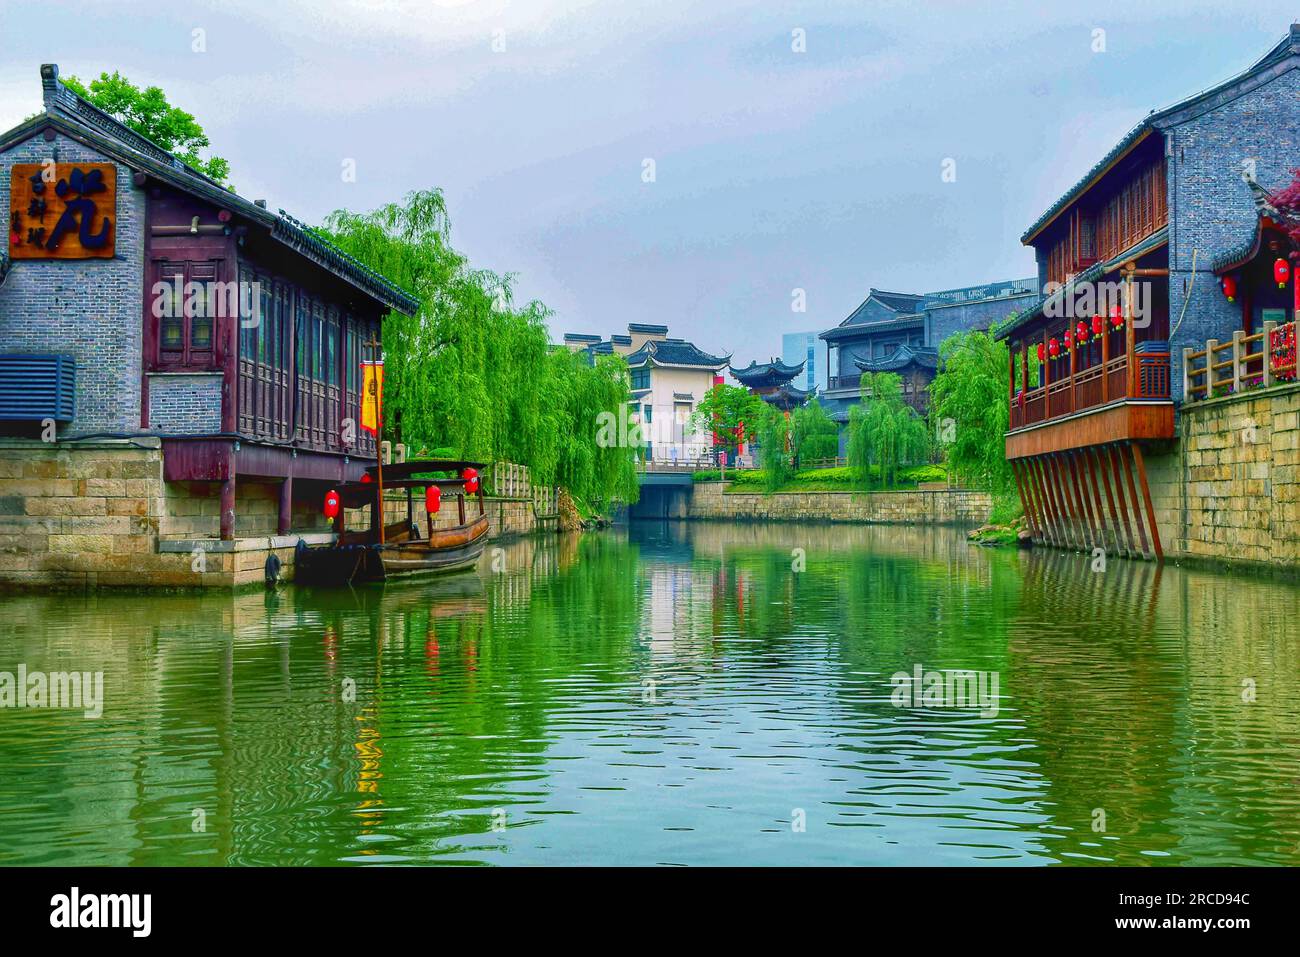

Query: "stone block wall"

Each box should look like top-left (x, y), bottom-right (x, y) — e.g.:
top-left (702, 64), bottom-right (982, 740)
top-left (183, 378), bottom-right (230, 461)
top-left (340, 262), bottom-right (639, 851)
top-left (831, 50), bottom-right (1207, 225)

top-left (1145, 382), bottom-right (1300, 568)
top-left (0, 440), bottom-right (553, 590)
top-left (685, 482), bottom-right (992, 525)
top-left (0, 130), bottom-right (146, 435)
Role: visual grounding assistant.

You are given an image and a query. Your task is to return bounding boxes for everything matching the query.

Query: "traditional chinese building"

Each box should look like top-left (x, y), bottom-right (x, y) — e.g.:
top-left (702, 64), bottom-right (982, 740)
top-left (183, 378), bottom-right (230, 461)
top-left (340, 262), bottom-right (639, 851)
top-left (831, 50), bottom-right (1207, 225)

top-left (730, 357), bottom-right (811, 411)
top-left (819, 279), bottom-right (1039, 441)
top-left (563, 323), bottom-right (729, 462)
top-left (0, 64), bottom-right (419, 588)
top-left (997, 24), bottom-right (1300, 562)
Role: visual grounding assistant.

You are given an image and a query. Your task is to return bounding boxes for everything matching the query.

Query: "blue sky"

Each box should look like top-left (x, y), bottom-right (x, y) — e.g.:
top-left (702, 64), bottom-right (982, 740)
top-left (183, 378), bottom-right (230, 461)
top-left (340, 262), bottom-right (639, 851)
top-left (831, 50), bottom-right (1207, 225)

top-left (0, 1), bottom-right (1289, 365)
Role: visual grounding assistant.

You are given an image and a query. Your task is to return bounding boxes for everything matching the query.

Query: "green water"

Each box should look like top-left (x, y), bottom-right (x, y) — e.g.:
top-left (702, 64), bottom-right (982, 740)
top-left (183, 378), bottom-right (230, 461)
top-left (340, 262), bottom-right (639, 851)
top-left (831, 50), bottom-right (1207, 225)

top-left (1, 521), bottom-right (1298, 866)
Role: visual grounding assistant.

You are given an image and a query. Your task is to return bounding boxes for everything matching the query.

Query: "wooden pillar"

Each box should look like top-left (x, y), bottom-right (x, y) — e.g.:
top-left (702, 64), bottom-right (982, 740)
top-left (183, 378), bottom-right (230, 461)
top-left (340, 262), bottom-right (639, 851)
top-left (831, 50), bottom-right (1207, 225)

top-left (219, 445), bottom-right (236, 541)
top-left (1263, 320), bottom-right (1277, 388)
top-left (1231, 330), bottom-right (1244, 395)
top-left (1125, 270), bottom-right (1137, 398)
top-left (1043, 330), bottom-right (1051, 419)
top-left (277, 473), bottom-right (293, 536)
top-left (1101, 316), bottom-right (1110, 402)
top-left (1205, 338), bottom-right (1219, 396)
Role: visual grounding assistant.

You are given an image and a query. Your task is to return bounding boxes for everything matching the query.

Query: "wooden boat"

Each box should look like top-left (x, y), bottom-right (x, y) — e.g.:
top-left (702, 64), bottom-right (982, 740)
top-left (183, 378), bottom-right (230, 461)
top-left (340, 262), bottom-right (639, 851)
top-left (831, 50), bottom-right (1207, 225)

top-left (295, 459), bottom-right (491, 586)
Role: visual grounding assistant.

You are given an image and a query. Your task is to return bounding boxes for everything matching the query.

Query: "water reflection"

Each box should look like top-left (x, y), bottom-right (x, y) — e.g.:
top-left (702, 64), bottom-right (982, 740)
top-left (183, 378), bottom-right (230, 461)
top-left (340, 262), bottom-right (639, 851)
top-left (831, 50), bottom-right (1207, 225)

top-left (1, 522), bottom-right (1298, 865)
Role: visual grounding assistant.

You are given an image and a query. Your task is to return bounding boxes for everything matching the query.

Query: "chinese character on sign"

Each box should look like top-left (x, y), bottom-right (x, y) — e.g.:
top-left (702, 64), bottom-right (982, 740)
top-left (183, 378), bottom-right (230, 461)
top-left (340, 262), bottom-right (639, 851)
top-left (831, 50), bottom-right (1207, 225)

top-left (8, 162), bottom-right (115, 259)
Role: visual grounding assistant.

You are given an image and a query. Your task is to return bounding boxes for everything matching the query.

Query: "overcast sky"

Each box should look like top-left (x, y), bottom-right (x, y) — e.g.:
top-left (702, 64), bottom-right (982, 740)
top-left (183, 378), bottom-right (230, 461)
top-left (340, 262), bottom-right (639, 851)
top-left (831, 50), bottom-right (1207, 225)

top-left (0, 1), bottom-right (1289, 364)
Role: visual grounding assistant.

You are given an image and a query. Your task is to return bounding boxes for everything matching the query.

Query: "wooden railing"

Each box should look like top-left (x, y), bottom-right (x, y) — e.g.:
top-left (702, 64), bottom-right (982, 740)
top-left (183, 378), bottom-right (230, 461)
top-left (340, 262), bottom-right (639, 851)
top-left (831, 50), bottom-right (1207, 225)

top-left (1010, 349), bottom-right (1171, 430)
top-left (492, 461), bottom-right (531, 497)
top-left (1183, 320), bottom-right (1296, 402)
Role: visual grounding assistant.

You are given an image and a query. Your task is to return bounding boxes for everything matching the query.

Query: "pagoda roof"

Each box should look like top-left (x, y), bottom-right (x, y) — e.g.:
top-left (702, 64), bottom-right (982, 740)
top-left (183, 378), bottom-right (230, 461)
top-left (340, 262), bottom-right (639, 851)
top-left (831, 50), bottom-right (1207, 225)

top-left (855, 344), bottom-right (939, 373)
top-left (731, 357), bottom-right (806, 387)
top-left (758, 382), bottom-right (814, 409)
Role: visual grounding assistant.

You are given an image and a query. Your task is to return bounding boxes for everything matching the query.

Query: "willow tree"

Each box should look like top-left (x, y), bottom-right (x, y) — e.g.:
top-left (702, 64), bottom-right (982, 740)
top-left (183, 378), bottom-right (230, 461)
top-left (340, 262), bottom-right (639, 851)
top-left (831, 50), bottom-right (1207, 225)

top-left (321, 189), bottom-right (636, 509)
top-left (847, 372), bottom-right (929, 489)
top-left (928, 327), bottom-right (1013, 494)
top-left (791, 398), bottom-right (839, 465)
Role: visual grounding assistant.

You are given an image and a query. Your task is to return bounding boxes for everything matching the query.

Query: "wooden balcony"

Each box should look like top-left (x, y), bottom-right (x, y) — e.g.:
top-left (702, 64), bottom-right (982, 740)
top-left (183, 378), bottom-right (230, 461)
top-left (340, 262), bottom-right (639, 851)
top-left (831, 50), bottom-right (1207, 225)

top-left (1007, 347), bottom-right (1173, 461)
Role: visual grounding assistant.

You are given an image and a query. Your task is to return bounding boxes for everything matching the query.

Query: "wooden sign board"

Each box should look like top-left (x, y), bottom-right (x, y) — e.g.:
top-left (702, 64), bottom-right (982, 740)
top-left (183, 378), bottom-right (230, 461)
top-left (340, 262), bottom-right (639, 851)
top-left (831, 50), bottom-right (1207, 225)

top-left (8, 162), bottom-right (116, 259)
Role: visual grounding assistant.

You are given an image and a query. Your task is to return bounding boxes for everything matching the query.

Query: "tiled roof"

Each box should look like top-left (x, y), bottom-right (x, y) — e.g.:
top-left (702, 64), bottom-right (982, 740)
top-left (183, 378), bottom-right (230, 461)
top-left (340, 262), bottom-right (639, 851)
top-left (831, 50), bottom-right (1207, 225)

top-left (625, 338), bottom-right (729, 369)
top-left (730, 358), bottom-right (806, 386)
top-left (1021, 25), bottom-right (1300, 244)
top-left (627, 323), bottom-right (669, 335)
top-left (854, 344), bottom-right (939, 373)
top-left (22, 65), bottom-right (418, 315)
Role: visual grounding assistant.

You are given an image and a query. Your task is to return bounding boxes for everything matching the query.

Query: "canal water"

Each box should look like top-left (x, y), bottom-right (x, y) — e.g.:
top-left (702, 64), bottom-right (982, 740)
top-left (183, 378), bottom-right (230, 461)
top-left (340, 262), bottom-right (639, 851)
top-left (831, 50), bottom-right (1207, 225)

top-left (2, 521), bottom-right (1298, 866)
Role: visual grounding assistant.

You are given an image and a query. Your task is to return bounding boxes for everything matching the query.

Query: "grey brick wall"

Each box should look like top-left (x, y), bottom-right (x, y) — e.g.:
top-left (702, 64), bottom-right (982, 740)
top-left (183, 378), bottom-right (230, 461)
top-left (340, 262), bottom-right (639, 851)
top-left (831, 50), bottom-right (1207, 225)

top-left (1164, 67), bottom-right (1300, 401)
top-left (0, 131), bottom-right (145, 435)
top-left (926, 292), bottom-right (1039, 347)
top-left (147, 373), bottom-right (222, 434)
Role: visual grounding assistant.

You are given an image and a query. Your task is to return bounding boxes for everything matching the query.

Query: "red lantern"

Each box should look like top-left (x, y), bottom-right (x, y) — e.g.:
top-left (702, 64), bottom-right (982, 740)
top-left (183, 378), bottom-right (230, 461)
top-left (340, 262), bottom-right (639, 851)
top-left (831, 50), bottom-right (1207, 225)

top-left (323, 489), bottom-right (340, 520)
top-left (462, 467), bottom-right (479, 494)
top-left (361, 473), bottom-right (373, 484)
top-left (1076, 320), bottom-right (1088, 343)
top-left (1221, 275), bottom-right (1237, 303)
top-left (1048, 338), bottom-right (1060, 357)
top-left (1036, 343), bottom-right (1046, 362)
top-left (1064, 332), bottom-right (1073, 349)
top-left (1109, 305), bottom-right (1123, 328)
top-left (424, 484), bottom-right (441, 515)
top-left (1275, 258), bottom-right (1291, 289)
top-left (1091, 314), bottom-right (1103, 336)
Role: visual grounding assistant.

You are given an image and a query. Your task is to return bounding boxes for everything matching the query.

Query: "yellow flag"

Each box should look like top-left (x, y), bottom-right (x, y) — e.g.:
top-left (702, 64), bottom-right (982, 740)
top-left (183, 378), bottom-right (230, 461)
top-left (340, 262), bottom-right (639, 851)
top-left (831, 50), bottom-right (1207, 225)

top-left (360, 361), bottom-right (384, 435)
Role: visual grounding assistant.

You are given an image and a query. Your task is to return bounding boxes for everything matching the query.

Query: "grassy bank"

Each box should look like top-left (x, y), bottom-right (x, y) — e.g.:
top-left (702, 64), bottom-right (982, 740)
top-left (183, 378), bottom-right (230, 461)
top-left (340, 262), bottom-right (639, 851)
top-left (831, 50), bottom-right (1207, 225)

top-left (691, 464), bottom-right (949, 493)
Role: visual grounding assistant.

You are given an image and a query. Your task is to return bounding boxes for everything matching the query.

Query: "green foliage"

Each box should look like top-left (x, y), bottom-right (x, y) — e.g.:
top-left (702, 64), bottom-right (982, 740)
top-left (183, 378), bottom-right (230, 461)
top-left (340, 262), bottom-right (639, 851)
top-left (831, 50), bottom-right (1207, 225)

top-left (791, 398), bottom-right (839, 464)
top-left (696, 462), bottom-right (946, 492)
top-left (755, 407), bottom-right (793, 494)
top-left (322, 189), bottom-right (637, 512)
top-left (928, 326), bottom-right (1014, 494)
top-left (847, 373), bottom-right (930, 489)
top-left (63, 72), bottom-right (231, 186)
top-left (689, 384), bottom-right (766, 455)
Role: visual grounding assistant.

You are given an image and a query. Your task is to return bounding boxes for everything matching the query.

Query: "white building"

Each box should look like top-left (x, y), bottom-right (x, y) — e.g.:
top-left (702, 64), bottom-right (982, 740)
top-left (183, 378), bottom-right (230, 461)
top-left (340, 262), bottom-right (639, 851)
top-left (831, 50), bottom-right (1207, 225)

top-left (563, 323), bottom-right (729, 463)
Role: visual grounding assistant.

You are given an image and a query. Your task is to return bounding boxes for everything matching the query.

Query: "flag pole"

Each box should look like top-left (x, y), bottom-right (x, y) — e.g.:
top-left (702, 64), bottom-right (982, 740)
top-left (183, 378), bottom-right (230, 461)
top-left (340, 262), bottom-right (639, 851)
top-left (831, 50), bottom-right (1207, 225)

top-left (366, 332), bottom-right (385, 546)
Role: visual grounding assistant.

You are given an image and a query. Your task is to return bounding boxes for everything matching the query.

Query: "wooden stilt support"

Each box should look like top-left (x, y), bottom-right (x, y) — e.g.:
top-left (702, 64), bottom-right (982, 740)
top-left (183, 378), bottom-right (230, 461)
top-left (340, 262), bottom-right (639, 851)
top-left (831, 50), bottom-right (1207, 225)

top-left (1107, 444), bottom-right (1138, 557)
top-left (1118, 442), bottom-right (1150, 558)
top-left (1041, 455), bottom-right (1067, 548)
top-left (1130, 442), bottom-right (1163, 561)
top-left (1030, 457), bottom-right (1057, 547)
top-left (1092, 446), bottom-right (1125, 558)
top-left (1049, 454), bottom-right (1077, 549)
top-left (1083, 450), bottom-right (1108, 554)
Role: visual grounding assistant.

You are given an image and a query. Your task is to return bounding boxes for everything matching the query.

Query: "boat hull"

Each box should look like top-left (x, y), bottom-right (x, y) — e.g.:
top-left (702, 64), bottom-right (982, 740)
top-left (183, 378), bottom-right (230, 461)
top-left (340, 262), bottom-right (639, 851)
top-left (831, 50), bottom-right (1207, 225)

top-left (295, 514), bottom-right (490, 586)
